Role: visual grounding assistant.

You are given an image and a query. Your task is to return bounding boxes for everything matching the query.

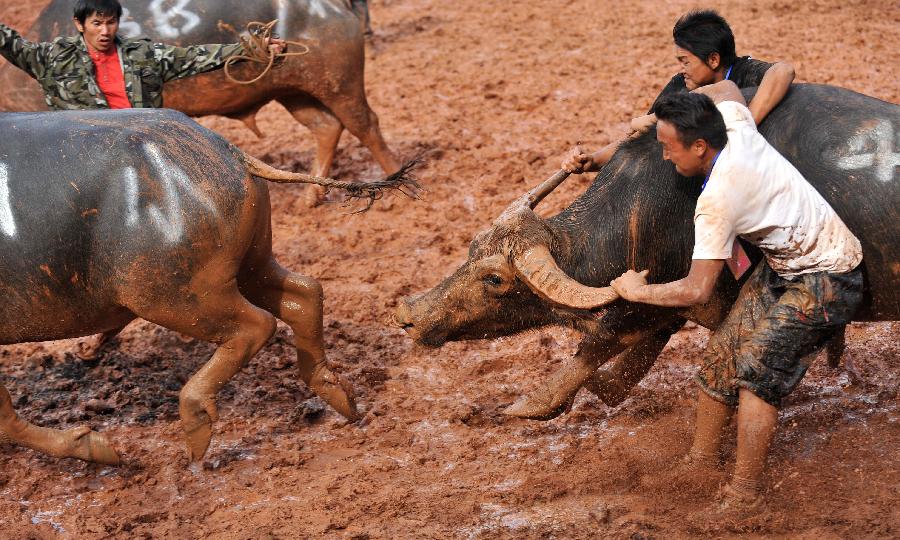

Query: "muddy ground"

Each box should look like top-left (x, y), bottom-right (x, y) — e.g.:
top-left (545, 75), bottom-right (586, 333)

top-left (1, 0), bottom-right (898, 538)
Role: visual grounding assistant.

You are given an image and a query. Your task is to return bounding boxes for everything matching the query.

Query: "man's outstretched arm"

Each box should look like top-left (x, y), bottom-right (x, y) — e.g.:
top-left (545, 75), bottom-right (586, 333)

top-left (0, 23), bottom-right (51, 80)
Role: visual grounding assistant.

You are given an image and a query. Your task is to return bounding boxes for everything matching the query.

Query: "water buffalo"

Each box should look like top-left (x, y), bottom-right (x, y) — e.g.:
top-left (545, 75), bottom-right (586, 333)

top-left (0, 0), bottom-right (399, 182)
top-left (0, 108), bottom-right (414, 465)
top-left (395, 84), bottom-right (899, 418)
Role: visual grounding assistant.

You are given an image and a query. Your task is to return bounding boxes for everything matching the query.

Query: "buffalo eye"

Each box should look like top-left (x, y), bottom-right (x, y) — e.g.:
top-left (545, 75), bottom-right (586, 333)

top-left (483, 274), bottom-right (503, 287)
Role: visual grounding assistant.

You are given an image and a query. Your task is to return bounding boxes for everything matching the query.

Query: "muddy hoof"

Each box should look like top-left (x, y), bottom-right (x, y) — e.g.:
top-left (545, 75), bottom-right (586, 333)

top-left (179, 394), bottom-right (218, 461)
top-left (67, 427), bottom-right (121, 465)
top-left (503, 392), bottom-right (574, 420)
top-left (74, 334), bottom-right (109, 360)
top-left (304, 185), bottom-right (326, 208)
top-left (310, 368), bottom-right (359, 421)
top-left (181, 413), bottom-right (214, 462)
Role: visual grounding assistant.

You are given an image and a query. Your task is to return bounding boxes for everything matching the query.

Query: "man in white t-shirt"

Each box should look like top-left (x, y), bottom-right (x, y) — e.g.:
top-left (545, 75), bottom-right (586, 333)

top-left (609, 82), bottom-right (863, 514)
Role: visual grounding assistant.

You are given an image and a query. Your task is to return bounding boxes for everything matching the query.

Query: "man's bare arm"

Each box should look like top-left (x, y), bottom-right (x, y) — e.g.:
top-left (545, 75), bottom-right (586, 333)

top-left (611, 259), bottom-right (725, 307)
top-left (747, 61), bottom-right (795, 125)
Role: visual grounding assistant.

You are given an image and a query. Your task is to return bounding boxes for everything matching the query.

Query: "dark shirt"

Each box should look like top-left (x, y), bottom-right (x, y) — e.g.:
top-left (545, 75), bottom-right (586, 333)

top-left (648, 56), bottom-right (773, 114)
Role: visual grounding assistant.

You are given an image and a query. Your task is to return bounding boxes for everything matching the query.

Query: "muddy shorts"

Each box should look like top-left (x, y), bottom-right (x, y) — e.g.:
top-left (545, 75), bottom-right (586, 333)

top-left (696, 260), bottom-right (863, 407)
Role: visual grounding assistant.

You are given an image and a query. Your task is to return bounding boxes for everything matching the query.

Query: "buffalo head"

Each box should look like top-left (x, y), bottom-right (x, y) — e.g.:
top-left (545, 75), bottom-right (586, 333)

top-left (395, 171), bottom-right (619, 346)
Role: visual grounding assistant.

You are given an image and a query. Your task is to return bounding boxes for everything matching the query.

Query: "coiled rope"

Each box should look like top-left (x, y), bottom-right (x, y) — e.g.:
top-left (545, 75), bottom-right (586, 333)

top-left (220, 20), bottom-right (311, 85)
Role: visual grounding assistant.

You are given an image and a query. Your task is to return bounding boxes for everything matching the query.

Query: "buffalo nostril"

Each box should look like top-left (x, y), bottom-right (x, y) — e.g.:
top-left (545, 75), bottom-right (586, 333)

top-left (388, 311), bottom-right (413, 330)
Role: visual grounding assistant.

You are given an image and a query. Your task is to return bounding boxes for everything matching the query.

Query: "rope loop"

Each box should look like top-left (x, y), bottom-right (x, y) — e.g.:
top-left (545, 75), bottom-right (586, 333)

top-left (220, 19), bottom-right (311, 85)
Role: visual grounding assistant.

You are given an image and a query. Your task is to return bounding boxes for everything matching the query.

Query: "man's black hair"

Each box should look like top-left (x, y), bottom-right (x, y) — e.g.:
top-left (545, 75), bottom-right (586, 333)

top-left (654, 92), bottom-right (727, 150)
top-left (673, 10), bottom-right (737, 69)
top-left (73, 0), bottom-right (123, 25)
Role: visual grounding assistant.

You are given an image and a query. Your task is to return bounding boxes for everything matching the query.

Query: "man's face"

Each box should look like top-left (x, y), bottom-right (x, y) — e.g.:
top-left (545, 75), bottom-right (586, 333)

top-left (675, 45), bottom-right (718, 91)
top-left (74, 12), bottom-right (119, 53)
top-left (657, 120), bottom-right (706, 177)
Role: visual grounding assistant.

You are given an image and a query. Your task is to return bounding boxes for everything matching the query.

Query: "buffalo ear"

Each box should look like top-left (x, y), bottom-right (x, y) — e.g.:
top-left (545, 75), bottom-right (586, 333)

top-left (513, 245), bottom-right (619, 309)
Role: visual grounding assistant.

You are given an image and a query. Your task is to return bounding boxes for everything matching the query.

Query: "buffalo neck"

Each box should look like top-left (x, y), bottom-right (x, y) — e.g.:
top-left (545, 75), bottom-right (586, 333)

top-left (544, 131), bottom-right (702, 288)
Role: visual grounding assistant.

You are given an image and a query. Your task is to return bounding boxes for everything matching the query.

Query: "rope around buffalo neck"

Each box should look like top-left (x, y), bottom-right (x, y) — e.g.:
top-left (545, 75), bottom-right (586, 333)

top-left (220, 20), bottom-right (311, 85)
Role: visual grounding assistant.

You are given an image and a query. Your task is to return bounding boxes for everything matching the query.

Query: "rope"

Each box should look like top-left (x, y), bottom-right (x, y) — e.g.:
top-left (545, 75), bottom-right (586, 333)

top-left (220, 20), bottom-right (311, 85)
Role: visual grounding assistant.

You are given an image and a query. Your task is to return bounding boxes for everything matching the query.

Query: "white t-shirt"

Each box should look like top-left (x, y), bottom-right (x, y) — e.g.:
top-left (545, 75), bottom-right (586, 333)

top-left (692, 101), bottom-right (862, 276)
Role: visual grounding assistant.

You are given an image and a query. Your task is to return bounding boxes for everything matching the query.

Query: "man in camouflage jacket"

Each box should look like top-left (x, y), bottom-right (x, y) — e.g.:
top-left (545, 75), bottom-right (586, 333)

top-left (0, 0), bottom-right (280, 110)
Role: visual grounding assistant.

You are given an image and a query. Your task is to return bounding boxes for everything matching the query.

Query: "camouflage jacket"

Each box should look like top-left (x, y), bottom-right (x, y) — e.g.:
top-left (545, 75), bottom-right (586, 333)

top-left (0, 23), bottom-right (242, 110)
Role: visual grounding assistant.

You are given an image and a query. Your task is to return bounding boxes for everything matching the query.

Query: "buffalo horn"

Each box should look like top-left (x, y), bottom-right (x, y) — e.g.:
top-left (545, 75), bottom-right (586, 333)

top-left (496, 170), bottom-right (571, 223)
top-left (513, 244), bottom-right (619, 309)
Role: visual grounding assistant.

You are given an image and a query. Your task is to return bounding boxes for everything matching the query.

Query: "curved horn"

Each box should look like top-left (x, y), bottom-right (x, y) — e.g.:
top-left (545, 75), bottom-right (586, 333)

top-left (513, 244), bottom-right (619, 310)
top-left (496, 170), bottom-right (571, 223)
top-left (522, 169), bottom-right (571, 209)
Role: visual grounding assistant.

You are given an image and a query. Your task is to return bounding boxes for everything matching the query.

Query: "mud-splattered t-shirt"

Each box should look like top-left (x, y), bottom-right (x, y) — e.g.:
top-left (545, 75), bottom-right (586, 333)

top-left (648, 56), bottom-right (772, 114)
top-left (692, 101), bottom-right (863, 276)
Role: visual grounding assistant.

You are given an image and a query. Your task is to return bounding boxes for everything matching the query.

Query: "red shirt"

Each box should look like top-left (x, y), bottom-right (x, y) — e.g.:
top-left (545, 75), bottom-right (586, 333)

top-left (87, 46), bottom-right (132, 109)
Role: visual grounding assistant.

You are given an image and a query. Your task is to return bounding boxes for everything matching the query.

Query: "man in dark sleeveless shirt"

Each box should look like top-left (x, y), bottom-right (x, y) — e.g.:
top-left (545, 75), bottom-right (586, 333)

top-left (563, 9), bottom-right (795, 173)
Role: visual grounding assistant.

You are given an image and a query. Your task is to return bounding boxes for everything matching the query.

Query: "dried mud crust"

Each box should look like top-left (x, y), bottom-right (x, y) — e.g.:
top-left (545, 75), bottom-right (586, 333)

top-left (1, 0), bottom-right (898, 538)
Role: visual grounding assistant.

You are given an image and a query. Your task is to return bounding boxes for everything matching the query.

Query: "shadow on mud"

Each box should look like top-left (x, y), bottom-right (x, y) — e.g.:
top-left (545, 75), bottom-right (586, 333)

top-left (0, 317), bottom-right (408, 431)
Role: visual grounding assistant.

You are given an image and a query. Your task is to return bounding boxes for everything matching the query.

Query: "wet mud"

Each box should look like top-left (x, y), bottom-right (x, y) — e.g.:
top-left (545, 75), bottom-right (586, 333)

top-left (1, 0), bottom-right (898, 537)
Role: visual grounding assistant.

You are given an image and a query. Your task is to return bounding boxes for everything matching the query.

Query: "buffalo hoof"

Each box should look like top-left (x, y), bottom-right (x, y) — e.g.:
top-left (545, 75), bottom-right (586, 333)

top-left (64, 426), bottom-right (121, 465)
top-left (179, 395), bottom-right (218, 461)
top-left (305, 185), bottom-right (326, 208)
top-left (75, 333), bottom-right (112, 360)
top-left (502, 391), bottom-right (574, 420)
top-left (309, 367), bottom-right (359, 421)
top-left (181, 413), bottom-right (214, 462)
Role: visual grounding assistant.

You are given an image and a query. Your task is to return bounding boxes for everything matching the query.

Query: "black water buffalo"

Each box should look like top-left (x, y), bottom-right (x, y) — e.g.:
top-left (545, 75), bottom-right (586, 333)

top-left (395, 84), bottom-right (899, 418)
top-left (0, 0), bottom-right (398, 184)
top-left (0, 108), bottom-right (413, 465)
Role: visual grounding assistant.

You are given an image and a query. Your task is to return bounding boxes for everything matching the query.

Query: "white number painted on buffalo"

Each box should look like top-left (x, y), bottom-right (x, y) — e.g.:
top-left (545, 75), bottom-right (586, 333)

top-left (308, 0), bottom-right (344, 19)
top-left (834, 120), bottom-right (899, 183)
top-left (123, 143), bottom-right (217, 243)
top-left (118, 7), bottom-right (143, 39)
top-left (0, 163), bottom-right (16, 238)
top-left (149, 0), bottom-right (201, 39)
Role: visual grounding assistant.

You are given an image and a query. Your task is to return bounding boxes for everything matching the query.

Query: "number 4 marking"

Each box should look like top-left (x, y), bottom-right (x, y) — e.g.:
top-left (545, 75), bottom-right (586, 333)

top-left (835, 120), bottom-right (899, 183)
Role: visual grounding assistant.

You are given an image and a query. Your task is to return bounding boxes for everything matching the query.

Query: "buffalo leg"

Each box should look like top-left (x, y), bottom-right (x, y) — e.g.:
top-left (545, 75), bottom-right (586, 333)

top-left (277, 96), bottom-right (345, 207)
top-left (137, 286), bottom-right (277, 461)
top-left (320, 94), bottom-right (400, 176)
top-left (75, 323), bottom-right (129, 360)
top-left (504, 337), bottom-right (630, 419)
top-left (277, 95), bottom-right (345, 177)
top-left (584, 318), bottom-right (686, 407)
top-left (240, 259), bottom-right (359, 420)
top-left (504, 318), bottom-right (684, 419)
top-left (0, 384), bottom-right (120, 464)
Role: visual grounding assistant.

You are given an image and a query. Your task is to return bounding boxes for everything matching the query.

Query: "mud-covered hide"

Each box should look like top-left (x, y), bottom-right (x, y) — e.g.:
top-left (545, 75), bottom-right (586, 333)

top-left (0, 109), bottom-right (262, 344)
top-left (398, 84), bottom-right (899, 346)
top-left (0, 0), bottom-right (360, 113)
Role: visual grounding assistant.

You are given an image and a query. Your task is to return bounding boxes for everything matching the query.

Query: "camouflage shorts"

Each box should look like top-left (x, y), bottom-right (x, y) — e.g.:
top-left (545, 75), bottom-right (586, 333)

top-left (696, 260), bottom-right (863, 407)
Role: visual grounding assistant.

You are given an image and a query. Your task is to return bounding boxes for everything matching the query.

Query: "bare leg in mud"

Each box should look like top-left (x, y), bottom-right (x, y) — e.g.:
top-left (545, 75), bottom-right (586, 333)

top-left (688, 391), bottom-right (734, 466)
top-left (726, 389), bottom-right (778, 504)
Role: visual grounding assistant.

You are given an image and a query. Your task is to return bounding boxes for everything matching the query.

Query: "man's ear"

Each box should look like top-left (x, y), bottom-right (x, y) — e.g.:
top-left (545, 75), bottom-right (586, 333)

top-left (692, 138), bottom-right (708, 157)
top-left (73, 17), bottom-right (84, 33)
top-left (706, 52), bottom-right (721, 71)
